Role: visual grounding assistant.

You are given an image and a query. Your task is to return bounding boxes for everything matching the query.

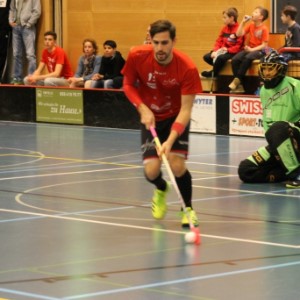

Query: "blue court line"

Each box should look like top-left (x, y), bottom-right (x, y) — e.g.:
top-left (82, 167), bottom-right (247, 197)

top-left (62, 260), bottom-right (300, 299)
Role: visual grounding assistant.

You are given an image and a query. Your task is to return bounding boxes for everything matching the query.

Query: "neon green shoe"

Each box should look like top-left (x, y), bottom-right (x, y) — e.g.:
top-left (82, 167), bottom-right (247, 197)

top-left (151, 183), bottom-right (170, 220)
top-left (181, 207), bottom-right (199, 228)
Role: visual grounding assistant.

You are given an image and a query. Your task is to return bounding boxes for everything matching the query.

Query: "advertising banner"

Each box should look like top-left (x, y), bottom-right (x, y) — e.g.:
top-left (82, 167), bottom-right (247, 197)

top-left (190, 94), bottom-right (216, 133)
top-left (229, 96), bottom-right (264, 137)
top-left (36, 88), bottom-right (83, 124)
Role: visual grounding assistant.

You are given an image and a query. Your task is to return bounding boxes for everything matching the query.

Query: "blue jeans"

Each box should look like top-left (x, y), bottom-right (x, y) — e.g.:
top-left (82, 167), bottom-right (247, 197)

top-left (12, 25), bottom-right (37, 80)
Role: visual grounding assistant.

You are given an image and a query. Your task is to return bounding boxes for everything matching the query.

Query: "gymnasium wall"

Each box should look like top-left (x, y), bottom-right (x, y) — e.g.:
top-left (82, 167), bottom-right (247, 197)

top-left (37, 0), bottom-right (277, 74)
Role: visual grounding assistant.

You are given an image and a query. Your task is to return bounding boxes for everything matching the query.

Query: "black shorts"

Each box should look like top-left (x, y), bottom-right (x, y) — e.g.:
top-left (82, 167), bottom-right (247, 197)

top-left (141, 116), bottom-right (190, 161)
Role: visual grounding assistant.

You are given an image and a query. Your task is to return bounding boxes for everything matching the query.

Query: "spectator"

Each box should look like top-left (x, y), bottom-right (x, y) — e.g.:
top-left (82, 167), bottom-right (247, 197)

top-left (86, 40), bottom-right (125, 89)
top-left (24, 31), bottom-right (73, 86)
top-left (68, 38), bottom-right (102, 88)
top-left (238, 51), bottom-right (300, 187)
top-left (9, 0), bottom-right (41, 85)
top-left (201, 7), bottom-right (244, 78)
top-left (229, 6), bottom-right (269, 94)
top-left (144, 25), bottom-right (151, 44)
top-left (0, 0), bottom-right (11, 83)
top-left (279, 5), bottom-right (300, 62)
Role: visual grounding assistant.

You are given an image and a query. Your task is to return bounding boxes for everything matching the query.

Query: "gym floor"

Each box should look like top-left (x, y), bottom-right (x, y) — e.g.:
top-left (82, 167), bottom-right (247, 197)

top-left (1, 121), bottom-right (300, 300)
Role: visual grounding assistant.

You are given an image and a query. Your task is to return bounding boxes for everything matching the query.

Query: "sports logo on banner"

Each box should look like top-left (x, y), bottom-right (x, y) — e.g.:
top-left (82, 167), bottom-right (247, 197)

top-left (190, 94), bottom-right (216, 133)
top-left (36, 88), bottom-right (83, 124)
top-left (230, 96), bottom-right (264, 137)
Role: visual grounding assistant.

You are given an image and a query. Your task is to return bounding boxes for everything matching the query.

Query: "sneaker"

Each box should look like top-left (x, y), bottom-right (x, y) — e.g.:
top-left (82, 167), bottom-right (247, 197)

top-left (181, 207), bottom-right (199, 228)
top-left (201, 70), bottom-right (213, 77)
top-left (152, 182), bottom-right (170, 219)
top-left (229, 84), bottom-right (245, 94)
top-left (10, 78), bottom-right (23, 85)
top-left (228, 77), bottom-right (240, 90)
top-left (286, 174), bottom-right (300, 188)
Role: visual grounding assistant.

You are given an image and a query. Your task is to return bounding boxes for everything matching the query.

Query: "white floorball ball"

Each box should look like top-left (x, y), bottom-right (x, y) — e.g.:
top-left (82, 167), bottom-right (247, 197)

top-left (184, 231), bottom-right (196, 244)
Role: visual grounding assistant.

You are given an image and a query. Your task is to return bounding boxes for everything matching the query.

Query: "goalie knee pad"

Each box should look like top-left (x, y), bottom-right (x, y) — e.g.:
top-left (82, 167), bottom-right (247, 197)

top-left (238, 157), bottom-right (286, 183)
top-left (266, 121), bottom-right (300, 175)
top-left (265, 121), bottom-right (300, 151)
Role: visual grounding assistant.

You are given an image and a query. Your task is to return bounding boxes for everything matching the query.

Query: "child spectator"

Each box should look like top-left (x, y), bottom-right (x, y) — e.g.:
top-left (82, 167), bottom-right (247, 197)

top-left (23, 31), bottom-right (73, 86)
top-left (279, 5), bottom-right (300, 62)
top-left (144, 25), bottom-right (151, 44)
top-left (68, 38), bottom-right (102, 88)
top-left (86, 40), bottom-right (125, 89)
top-left (229, 6), bottom-right (269, 94)
top-left (201, 7), bottom-right (244, 78)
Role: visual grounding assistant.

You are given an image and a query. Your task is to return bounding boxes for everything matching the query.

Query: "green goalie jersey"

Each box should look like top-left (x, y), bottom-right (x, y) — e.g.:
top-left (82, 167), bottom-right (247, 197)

top-left (260, 76), bottom-right (300, 132)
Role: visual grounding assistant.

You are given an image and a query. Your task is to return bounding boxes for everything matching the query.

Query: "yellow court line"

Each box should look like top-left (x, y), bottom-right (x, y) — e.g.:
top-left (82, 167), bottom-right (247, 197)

top-left (4, 153), bottom-right (139, 168)
top-left (0, 153), bottom-right (233, 176)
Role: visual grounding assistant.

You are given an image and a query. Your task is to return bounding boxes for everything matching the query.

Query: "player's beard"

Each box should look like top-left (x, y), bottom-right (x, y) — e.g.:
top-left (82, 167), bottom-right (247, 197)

top-left (155, 51), bottom-right (170, 64)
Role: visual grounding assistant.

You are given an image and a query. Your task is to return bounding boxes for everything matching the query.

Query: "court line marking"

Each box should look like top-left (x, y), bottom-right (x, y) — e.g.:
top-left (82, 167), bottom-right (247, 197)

top-left (193, 184), bottom-right (300, 199)
top-left (3, 260), bottom-right (300, 299)
top-left (0, 287), bottom-right (58, 300)
top-left (0, 165), bottom-right (141, 182)
top-left (61, 260), bottom-right (300, 299)
top-left (3, 153), bottom-right (139, 168)
top-left (1, 208), bottom-right (299, 249)
top-left (189, 161), bottom-right (238, 168)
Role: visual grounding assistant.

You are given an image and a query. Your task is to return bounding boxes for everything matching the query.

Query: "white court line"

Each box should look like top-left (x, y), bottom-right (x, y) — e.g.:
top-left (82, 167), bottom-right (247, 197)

top-left (193, 184), bottom-right (300, 199)
top-left (0, 165), bottom-right (141, 181)
top-left (189, 161), bottom-right (238, 168)
top-left (62, 260), bottom-right (300, 299)
top-left (1, 208), bottom-right (299, 249)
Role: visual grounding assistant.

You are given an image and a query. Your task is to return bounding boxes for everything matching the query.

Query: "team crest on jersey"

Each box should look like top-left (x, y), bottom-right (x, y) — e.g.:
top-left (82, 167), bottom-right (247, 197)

top-left (147, 72), bottom-right (156, 89)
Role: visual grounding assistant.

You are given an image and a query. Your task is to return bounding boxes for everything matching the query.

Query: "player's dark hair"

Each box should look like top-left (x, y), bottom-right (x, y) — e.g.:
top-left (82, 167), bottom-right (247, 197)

top-left (150, 20), bottom-right (176, 40)
top-left (256, 6), bottom-right (269, 21)
top-left (224, 7), bottom-right (238, 23)
top-left (44, 31), bottom-right (57, 40)
top-left (282, 5), bottom-right (298, 21)
top-left (83, 38), bottom-right (98, 54)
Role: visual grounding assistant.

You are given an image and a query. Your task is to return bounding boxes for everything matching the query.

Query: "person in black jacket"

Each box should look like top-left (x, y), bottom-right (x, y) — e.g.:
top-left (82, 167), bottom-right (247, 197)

top-left (87, 40), bottom-right (125, 89)
top-left (279, 5), bottom-right (300, 62)
top-left (0, 0), bottom-right (11, 83)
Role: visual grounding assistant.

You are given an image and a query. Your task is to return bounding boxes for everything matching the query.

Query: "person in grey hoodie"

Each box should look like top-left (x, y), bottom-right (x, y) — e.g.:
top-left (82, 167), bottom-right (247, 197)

top-left (8, 0), bottom-right (41, 84)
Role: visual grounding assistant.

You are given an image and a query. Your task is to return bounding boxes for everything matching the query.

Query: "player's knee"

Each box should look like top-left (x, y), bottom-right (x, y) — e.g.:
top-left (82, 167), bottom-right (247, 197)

top-left (144, 159), bottom-right (161, 181)
top-left (169, 155), bottom-right (185, 177)
top-left (266, 121), bottom-right (300, 154)
top-left (238, 159), bottom-right (259, 183)
top-left (265, 121), bottom-right (290, 148)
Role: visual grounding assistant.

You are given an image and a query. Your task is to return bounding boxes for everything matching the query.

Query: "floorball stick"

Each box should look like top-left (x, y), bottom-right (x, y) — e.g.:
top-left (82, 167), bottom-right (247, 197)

top-left (149, 126), bottom-right (201, 245)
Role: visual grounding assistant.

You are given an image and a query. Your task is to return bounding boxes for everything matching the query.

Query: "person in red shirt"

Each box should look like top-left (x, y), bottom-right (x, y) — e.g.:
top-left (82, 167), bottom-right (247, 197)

top-left (201, 7), bottom-right (244, 78)
top-left (24, 31), bottom-right (73, 86)
top-left (229, 6), bottom-right (269, 93)
top-left (122, 20), bottom-right (202, 227)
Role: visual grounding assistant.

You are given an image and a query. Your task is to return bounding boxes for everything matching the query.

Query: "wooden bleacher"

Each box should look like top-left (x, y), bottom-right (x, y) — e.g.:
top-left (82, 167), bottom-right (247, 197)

top-left (201, 49), bottom-right (300, 94)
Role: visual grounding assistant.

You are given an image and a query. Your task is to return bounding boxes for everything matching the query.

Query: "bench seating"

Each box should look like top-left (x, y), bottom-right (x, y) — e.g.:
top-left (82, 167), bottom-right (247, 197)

top-left (201, 58), bottom-right (300, 93)
top-left (218, 59), bottom-right (300, 77)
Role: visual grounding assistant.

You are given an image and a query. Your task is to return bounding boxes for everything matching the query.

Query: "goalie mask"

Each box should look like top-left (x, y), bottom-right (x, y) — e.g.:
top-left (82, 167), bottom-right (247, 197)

top-left (258, 51), bottom-right (288, 89)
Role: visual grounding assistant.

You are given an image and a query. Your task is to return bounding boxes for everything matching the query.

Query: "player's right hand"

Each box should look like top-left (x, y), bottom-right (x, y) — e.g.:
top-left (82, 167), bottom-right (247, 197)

top-left (138, 104), bottom-right (155, 129)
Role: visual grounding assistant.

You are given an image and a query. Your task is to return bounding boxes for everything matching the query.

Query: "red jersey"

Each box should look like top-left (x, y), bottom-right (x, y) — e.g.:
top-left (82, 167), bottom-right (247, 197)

top-left (213, 23), bottom-right (244, 54)
top-left (122, 45), bottom-right (202, 121)
top-left (41, 46), bottom-right (74, 79)
top-left (244, 23), bottom-right (269, 48)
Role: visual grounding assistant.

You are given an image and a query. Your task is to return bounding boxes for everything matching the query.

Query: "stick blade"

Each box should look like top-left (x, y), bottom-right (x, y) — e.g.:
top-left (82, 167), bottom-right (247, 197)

top-left (191, 227), bottom-right (201, 245)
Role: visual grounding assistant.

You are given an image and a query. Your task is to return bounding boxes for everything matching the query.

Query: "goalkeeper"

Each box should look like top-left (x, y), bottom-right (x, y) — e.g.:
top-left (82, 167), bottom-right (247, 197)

top-left (238, 50), bottom-right (300, 188)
